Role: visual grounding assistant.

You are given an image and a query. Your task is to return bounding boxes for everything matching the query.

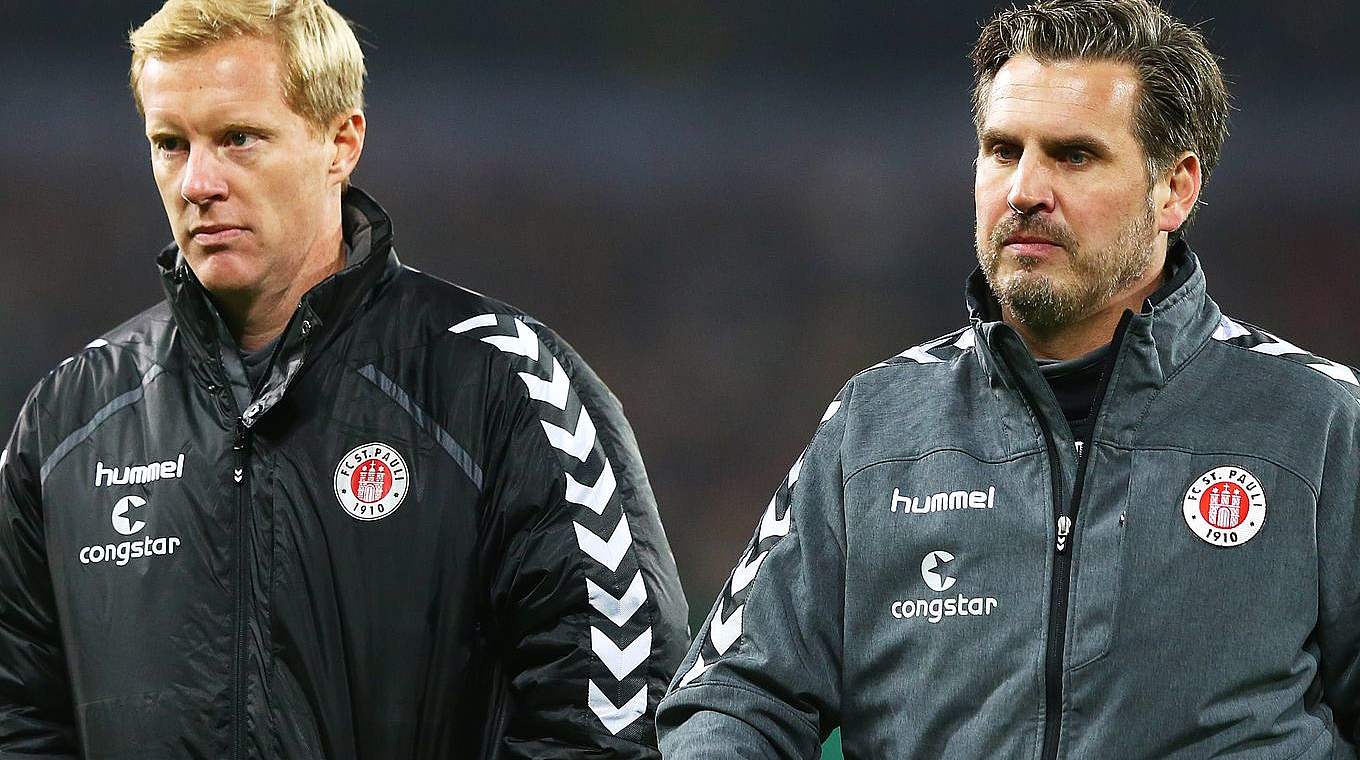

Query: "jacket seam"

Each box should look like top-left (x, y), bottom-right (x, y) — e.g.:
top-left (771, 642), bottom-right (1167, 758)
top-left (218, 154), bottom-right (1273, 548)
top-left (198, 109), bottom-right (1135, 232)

top-left (1097, 442), bottom-right (1320, 501)
top-left (665, 678), bottom-right (821, 734)
top-left (842, 446), bottom-right (1045, 486)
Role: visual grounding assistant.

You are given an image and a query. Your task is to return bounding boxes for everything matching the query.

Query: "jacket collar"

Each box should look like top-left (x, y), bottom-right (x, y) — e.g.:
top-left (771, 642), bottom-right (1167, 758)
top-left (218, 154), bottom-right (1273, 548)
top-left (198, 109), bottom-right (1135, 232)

top-left (964, 239), bottom-right (1223, 391)
top-left (158, 186), bottom-right (401, 424)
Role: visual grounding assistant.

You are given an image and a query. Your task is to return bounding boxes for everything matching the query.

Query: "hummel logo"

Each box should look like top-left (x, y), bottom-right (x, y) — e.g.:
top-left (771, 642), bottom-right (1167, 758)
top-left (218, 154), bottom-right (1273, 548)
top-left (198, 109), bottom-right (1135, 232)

top-left (95, 454), bottom-right (185, 488)
top-left (891, 485), bottom-right (996, 515)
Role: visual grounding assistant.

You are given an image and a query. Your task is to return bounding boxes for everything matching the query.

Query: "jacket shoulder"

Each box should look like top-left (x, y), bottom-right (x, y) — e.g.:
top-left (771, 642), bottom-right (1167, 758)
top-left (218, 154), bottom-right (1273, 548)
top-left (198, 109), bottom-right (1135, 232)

top-left (34, 302), bottom-right (171, 393)
top-left (1209, 314), bottom-right (1360, 406)
top-left (844, 324), bottom-right (977, 390)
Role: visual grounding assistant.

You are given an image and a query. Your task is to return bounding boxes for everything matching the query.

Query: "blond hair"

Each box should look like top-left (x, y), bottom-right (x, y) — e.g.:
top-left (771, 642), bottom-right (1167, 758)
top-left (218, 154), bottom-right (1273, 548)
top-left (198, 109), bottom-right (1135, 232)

top-left (129, 0), bottom-right (366, 132)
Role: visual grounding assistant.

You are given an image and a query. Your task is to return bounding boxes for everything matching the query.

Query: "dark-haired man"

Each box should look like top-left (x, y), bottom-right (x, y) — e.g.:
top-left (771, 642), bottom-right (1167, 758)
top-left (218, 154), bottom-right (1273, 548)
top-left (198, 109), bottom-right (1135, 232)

top-left (658, 1), bottom-right (1360, 757)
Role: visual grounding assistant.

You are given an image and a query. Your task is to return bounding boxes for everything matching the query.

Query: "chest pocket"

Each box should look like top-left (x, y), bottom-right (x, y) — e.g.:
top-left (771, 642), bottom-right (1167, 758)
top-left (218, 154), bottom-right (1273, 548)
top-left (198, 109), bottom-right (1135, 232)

top-left (1111, 450), bottom-right (1317, 667)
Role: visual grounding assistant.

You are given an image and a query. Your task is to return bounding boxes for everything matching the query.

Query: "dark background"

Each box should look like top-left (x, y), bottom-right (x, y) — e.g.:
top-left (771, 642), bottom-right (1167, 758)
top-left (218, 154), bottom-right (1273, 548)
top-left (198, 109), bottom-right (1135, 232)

top-left (2, 6), bottom-right (1357, 749)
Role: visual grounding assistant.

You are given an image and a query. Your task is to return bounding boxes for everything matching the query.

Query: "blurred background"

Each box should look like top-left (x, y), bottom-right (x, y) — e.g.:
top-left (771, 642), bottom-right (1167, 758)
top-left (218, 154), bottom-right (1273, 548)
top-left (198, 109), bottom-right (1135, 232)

top-left (2, 2), bottom-right (1357, 755)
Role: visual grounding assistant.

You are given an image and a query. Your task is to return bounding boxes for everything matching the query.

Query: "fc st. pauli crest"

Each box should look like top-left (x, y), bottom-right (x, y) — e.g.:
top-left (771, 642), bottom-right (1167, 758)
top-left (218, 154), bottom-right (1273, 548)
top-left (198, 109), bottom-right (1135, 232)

top-left (334, 442), bottom-right (409, 521)
top-left (1182, 466), bottom-right (1266, 547)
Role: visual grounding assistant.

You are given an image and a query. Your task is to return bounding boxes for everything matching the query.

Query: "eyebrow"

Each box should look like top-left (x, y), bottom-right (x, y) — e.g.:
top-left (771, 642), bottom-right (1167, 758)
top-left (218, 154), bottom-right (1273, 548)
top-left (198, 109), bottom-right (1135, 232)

top-left (977, 128), bottom-right (1115, 157)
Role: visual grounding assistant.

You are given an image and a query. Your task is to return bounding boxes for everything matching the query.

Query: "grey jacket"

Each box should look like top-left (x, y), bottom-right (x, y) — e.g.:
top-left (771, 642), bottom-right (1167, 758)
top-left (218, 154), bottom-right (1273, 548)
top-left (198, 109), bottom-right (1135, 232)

top-left (657, 244), bottom-right (1360, 759)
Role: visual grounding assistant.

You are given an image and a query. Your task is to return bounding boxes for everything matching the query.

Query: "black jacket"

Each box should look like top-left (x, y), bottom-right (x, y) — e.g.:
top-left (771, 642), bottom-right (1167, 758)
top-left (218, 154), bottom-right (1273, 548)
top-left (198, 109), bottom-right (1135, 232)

top-left (0, 188), bottom-right (688, 759)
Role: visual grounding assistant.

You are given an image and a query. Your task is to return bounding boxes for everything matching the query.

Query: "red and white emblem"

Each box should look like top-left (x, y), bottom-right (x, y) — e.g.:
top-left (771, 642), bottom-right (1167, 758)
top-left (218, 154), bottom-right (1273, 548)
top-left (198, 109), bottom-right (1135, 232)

top-left (1182, 466), bottom-right (1266, 547)
top-left (333, 442), bottom-right (409, 521)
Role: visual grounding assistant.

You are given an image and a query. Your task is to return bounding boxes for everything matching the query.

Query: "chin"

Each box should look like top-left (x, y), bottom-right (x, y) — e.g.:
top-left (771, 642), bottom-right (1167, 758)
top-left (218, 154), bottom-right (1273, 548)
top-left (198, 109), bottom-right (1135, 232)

top-left (186, 252), bottom-right (264, 297)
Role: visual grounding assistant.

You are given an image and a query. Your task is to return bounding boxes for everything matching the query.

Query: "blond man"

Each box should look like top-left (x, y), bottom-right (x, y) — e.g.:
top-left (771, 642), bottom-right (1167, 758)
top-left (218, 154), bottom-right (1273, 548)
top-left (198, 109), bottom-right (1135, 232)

top-left (0, 1), bottom-right (687, 757)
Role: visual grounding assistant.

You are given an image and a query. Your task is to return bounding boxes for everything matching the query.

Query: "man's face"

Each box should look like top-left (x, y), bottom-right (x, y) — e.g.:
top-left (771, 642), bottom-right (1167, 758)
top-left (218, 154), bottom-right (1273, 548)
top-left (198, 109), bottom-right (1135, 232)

top-left (974, 55), bottom-right (1161, 330)
top-left (139, 35), bottom-right (337, 298)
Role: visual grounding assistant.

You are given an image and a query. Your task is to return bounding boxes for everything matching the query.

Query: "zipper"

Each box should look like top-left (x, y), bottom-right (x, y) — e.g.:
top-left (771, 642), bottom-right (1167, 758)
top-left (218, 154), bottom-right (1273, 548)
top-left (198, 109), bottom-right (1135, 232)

top-left (231, 419), bottom-right (252, 760)
top-left (1038, 310), bottom-right (1134, 759)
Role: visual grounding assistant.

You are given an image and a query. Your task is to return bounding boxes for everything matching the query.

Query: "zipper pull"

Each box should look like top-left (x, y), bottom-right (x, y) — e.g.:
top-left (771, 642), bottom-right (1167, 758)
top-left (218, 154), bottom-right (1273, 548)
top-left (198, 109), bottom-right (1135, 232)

top-left (1074, 440), bottom-right (1085, 459)
top-left (1056, 515), bottom-right (1072, 553)
top-left (232, 421), bottom-right (251, 485)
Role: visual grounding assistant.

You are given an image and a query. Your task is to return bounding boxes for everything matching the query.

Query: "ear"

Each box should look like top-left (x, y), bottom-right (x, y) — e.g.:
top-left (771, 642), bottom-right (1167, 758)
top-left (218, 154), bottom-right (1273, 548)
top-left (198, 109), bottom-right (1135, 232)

top-left (328, 111), bottom-right (366, 186)
top-left (1156, 151), bottom-right (1202, 234)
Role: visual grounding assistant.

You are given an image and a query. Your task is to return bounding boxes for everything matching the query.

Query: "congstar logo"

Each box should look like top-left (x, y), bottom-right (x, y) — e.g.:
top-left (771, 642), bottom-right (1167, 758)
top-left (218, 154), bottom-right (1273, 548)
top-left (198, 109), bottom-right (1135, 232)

top-left (77, 495), bottom-right (181, 567)
top-left (890, 550), bottom-right (1000, 624)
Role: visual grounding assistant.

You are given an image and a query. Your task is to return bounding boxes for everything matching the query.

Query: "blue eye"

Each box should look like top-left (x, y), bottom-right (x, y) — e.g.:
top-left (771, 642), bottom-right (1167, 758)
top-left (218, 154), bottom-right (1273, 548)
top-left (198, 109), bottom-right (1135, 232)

top-left (226, 131), bottom-right (257, 148)
top-left (1066, 151), bottom-right (1089, 165)
top-left (155, 137), bottom-right (186, 153)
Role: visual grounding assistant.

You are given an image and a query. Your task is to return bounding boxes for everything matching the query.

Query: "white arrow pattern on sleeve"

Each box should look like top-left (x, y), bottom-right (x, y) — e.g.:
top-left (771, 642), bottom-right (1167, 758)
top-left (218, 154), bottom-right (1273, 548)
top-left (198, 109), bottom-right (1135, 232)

top-left (574, 515), bottom-right (633, 572)
top-left (566, 462), bottom-right (616, 515)
top-left (541, 407), bottom-right (596, 462)
top-left (592, 627), bottom-right (652, 680)
top-left (682, 391), bottom-right (847, 691)
top-left (448, 314), bottom-right (654, 735)
top-left (709, 599), bottom-right (744, 655)
top-left (588, 681), bottom-right (647, 736)
top-left (587, 571), bottom-right (646, 627)
top-left (518, 355), bottom-right (570, 410)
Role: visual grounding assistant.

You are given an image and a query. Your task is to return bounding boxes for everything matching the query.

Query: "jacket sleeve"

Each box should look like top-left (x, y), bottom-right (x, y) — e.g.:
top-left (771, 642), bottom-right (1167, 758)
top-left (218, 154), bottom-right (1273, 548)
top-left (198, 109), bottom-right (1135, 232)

top-left (0, 389), bottom-right (79, 757)
top-left (477, 320), bottom-right (688, 758)
top-left (656, 384), bottom-right (850, 759)
top-left (1315, 393), bottom-right (1360, 746)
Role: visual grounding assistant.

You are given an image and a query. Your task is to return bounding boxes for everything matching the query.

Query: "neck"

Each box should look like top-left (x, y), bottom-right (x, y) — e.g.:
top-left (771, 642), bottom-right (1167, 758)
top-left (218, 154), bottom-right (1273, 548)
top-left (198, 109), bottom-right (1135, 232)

top-left (216, 225), bottom-right (346, 353)
top-left (1005, 247), bottom-right (1167, 362)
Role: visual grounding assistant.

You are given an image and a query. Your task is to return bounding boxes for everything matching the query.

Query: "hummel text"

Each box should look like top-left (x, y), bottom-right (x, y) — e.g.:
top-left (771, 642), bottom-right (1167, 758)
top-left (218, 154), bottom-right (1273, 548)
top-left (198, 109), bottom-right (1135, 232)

top-left (95, 454), bottom-right (185, 488)
top-left (890, 485), bottom-right (995, 514)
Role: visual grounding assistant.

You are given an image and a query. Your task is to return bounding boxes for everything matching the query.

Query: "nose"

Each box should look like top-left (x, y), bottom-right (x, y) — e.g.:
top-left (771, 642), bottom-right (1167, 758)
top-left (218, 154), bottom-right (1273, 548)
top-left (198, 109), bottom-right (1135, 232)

top-left (1006, 152), bottom-right (1054, 216)
top-left (180, 146), bottom-right (229, 206)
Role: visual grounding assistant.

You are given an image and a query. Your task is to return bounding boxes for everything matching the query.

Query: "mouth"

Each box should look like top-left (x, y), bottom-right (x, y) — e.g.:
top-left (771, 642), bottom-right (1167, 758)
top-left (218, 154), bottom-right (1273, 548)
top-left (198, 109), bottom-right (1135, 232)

top-left (1001, 234), bottom-right (1063, 258)
top-left (188, 225), bottom-right (247, 246)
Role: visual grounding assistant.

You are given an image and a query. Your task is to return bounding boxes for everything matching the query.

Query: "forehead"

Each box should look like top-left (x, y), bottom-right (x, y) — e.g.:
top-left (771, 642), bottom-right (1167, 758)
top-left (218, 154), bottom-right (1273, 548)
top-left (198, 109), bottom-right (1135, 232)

top-left (981, 54), bottom-right (1142, 143)
top-left (138, 35), bottom-right (292, 126)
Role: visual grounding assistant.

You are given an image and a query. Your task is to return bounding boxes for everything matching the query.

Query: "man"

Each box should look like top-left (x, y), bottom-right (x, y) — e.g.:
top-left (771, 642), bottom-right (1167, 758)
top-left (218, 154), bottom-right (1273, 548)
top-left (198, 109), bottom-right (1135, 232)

top-left (0, 1), bottom-right (687, 757)
top-left (658, 1), bottom-right (1360, 757)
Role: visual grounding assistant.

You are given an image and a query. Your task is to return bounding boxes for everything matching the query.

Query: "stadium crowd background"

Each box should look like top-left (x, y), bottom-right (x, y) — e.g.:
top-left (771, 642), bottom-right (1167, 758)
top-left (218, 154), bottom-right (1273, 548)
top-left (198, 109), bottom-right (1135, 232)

top-left (2, 3), bottom-right (1357, 754)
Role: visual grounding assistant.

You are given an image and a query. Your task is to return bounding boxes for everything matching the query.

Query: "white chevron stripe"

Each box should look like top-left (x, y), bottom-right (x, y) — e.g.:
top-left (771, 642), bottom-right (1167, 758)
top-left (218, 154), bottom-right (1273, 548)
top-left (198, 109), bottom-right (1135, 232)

top-left (820, 400), bottom-right (842, 423)
top-left (448, 313), bottom-right (498, 334)
top-left (592, 626), bottom-right (652, 680)
top-left (588, 680), bottom-right (647, 735)
top-left (482, 319), bottom-right (541, 361)
top-left (758, 494), bottom-right (790, 541)
top-left (574, 515), bottom-right (633, 572)
top-left (0, 448), bottom-right (7, 472)
top-left (953, 329), bottom-right (976, 350)
top-left (676, 653), bottom-right (708, 689)
top-left (1212, 316), bottom-right (1249, 341)
top-left (587, 571), bottom-right (647, 627)
top-left (1250, 336), bottom-right (1309, 357)
top-left (903, 344), bottom-right (945, 364)
top-left (566, 461), bottom-right (616, 515)
top-left (518, 356), bottom-right (569, 410)
top-left (710, 599), bottom-right (744, 655)
top-left (84, 338), bottom-right (109, 350)
top-left (1312, 362), bottom-right (1360, 386)
top-left (787, 456), bottom-right (803, 487)
top-left (729, 548), bottom-right (767, 594)
top-left (542, 407), bottom-right (596, 462)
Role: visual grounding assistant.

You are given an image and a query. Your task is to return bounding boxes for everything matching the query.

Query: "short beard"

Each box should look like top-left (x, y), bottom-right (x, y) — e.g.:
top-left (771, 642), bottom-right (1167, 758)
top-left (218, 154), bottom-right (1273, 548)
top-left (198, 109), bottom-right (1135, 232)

top-left (976, 198), bottom-right (1157, 332)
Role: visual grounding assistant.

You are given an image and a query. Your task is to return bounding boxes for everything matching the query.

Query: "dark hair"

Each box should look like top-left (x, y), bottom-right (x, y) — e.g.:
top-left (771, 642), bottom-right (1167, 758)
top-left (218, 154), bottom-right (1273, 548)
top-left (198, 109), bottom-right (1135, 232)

top-left (972, 0), bottom-right (1230, 228)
